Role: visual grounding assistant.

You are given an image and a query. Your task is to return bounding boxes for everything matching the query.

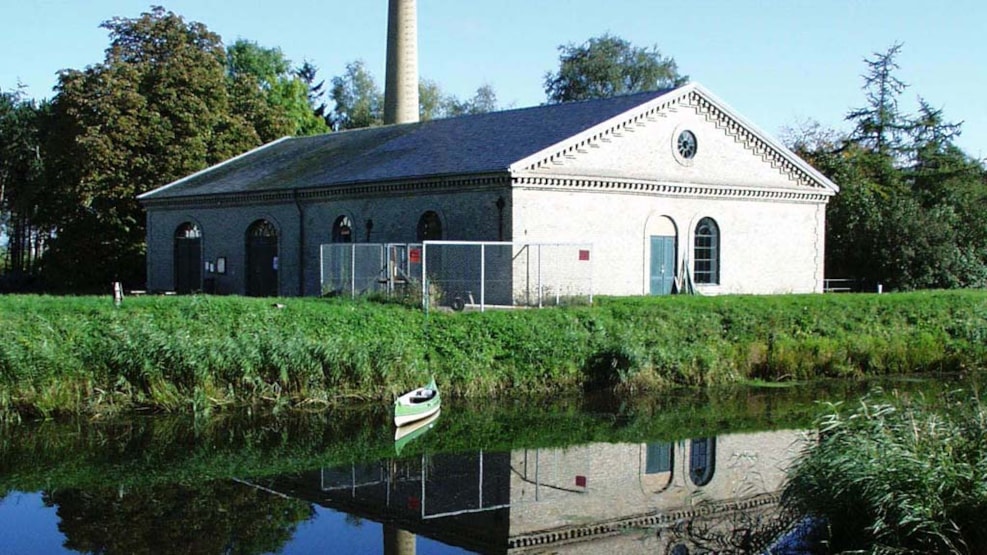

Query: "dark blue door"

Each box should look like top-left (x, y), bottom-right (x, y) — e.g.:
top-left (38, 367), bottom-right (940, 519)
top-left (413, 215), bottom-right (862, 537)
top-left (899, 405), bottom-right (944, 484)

top-left (247, 220), bottom-right (279, 297)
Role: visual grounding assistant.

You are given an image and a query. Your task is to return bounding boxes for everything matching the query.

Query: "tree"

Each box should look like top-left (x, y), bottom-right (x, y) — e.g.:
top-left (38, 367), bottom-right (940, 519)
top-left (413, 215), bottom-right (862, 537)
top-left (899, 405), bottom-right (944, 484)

top-left (907, 99), bottom-right (966, 204)
top-left (792, 44), bottom-right (987, 291)
top-left (0, 88), bottom-right (50, 285)
top-left (226, 40), bottom-right (328, 139)
top-left (46, 482), bottom-right (313, 554)
top-left (296, 60), bottom-right (328, 122)
top-left (329, 61), bottom-right (498, 129)
top-left (418, 78), bottom-right (445, 122)
top-left (42, 7), bottom-right (259, 290)
top-left (329, 60), bottom-right (384, 131)
top-left (419, 81), bottom-right (498, 121)
top-left (544, 34), bottom-right (687, 104)
top-left (443, 84), bottom-right (498, 117)
top-left (846, 43), bottom-right (909, 164)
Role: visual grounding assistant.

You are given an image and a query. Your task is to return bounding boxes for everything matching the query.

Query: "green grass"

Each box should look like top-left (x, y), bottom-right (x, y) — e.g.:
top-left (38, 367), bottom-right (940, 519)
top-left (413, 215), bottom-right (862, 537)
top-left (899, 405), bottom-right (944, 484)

top-left (0, 290), bottom-right (985, 417)
top-left (782, 386), bottom-right (987, 553)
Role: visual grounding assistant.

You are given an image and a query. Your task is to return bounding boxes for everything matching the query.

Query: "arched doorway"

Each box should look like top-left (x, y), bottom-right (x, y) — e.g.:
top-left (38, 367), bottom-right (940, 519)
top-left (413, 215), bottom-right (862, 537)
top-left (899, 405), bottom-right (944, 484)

top-left (645, 215), bottom-right (678, 295)
top-left (246, 219), bottom-right (278, 297)
top-left (174, 222), bottom-right (202, 294)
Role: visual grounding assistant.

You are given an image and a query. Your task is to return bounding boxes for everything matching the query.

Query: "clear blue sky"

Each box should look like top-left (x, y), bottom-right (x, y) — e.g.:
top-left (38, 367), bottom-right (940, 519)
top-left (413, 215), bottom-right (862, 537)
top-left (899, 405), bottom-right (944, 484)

top-left (2, 0), bottom-right (984, 158)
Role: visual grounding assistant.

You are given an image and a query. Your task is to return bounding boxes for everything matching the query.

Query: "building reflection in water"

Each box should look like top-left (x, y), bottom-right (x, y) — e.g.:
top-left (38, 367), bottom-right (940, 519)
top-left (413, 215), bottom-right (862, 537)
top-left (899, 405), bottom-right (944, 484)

top-left (259, 429), bottom-right (810, 554)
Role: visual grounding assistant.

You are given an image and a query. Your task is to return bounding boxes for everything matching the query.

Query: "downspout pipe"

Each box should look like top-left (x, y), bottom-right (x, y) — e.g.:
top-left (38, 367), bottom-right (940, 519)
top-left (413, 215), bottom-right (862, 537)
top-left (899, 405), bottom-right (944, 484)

top-left (293, 189), bottom-right (305, 296)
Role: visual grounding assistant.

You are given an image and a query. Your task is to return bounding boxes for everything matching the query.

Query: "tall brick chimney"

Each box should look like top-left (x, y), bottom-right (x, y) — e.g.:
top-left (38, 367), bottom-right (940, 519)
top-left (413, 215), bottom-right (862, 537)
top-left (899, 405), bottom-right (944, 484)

top-left (383, 0), bottom-right (419, 125)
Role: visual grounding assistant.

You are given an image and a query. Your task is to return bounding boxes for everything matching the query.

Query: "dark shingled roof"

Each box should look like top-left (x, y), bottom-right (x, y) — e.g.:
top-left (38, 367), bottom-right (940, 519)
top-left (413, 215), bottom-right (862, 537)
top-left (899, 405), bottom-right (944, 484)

top-left (140, 89), bottom-right (675, 200)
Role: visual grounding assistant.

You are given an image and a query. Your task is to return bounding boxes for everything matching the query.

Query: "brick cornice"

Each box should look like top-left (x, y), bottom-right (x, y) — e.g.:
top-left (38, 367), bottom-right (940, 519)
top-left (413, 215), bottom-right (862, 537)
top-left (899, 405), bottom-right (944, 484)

top-left (512, 174), bottom-right (831, 203)
top-left (508, 493), bottom-right (780, 550)
top-left (141, 173), bottom-right (510, 209)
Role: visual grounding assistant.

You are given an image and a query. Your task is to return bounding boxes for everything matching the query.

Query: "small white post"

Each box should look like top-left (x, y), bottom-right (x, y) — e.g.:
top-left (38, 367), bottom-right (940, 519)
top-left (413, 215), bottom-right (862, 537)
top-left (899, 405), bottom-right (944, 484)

top-left (350, 244), bottom-right (356, 299)
top-left (588, 244), bottom-right (594, 305)
top-left (877, 283), bottom-right (883, 294)
top-left (422, 242), bottom-right (428, 310)
top-left (480, 243), bottom-right (486, 312)
top-left (537, 245), bottom-right (543, 308)
top-left (112, 282), bottom-right (123, 306)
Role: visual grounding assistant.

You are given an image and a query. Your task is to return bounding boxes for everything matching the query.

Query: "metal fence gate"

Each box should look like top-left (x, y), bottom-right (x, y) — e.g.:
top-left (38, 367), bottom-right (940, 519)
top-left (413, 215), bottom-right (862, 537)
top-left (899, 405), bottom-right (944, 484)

top-left (321, 241), bottom-right (593, 309)
top-left (320, 243), bottom-right (422, 298)
top-left (422, 241), bottom-right (593, 311)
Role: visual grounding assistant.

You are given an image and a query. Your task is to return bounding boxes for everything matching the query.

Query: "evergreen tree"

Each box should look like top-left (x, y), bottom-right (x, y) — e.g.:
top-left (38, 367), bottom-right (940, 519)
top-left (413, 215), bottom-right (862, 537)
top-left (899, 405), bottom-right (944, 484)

top-left (797, 44), bottom-right (987, 291)
top-left (296, 60), bottom-right (328, 122)
top-left (0, 88), bottom-right (50, 284)
top-left (846, 43), bottom-right (909, 161)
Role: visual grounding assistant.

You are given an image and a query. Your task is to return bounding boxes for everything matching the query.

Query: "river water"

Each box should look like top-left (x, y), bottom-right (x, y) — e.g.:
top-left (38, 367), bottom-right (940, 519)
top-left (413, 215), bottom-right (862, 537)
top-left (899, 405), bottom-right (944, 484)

top-left (0, 375), bottom-right (972, 554)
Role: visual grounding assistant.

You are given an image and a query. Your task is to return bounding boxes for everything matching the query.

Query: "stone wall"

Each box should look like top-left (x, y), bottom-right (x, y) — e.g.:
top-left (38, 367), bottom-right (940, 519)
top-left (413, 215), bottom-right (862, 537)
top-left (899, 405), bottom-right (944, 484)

top-left (144, 184), bottom-right (508, 296)
top-left (513, 187), bottom-right (826, 295)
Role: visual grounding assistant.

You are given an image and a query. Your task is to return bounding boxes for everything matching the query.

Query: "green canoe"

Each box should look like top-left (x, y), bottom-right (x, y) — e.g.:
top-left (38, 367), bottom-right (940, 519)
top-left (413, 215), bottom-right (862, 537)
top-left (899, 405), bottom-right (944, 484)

top-left (393, 377), bottom-right (440, 427)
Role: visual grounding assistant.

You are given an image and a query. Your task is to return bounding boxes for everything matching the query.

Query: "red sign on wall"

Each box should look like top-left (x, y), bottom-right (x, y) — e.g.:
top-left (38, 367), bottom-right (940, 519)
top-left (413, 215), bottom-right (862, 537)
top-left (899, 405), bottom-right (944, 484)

top-left (578, 250), bottom-right (590, 261)
top-left (409, 248), bottom-right (421, 264)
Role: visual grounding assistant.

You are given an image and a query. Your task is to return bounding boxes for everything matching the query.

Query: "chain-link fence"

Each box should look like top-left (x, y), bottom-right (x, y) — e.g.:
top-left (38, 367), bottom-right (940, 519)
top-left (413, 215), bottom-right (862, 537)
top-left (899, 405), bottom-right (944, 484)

top-left (320, 243), bottom-right (422, 298)
top-left (321, 241), bottom-right (593, 308)
top-left (422, 241), bottom-right (593, 310)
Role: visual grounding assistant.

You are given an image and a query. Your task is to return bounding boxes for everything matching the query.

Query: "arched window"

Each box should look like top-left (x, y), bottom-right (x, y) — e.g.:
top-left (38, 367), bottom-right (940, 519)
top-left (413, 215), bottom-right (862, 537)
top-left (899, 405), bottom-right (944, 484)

top-left (248, 219), bottom-right (278, 238)
top-left (174, 222), bottom-right (202, 294)
top-left (693, 218), bottom-right (719, 285)
top-left (176, 222), bottom-right (202, 239)
top-left (689, 437), bottom-right (716, 487)
top-left (332, 215), bottom-right (353, 243)
top-left (246, 219), bottom-right (278, 297)
top-left (417, 211), bottom-right (443, 241)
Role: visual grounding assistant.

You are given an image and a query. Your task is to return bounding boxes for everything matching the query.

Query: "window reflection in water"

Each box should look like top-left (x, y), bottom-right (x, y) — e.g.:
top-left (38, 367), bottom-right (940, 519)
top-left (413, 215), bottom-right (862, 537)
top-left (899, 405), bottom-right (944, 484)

top-left (306, 430), bottom-right (807, 554)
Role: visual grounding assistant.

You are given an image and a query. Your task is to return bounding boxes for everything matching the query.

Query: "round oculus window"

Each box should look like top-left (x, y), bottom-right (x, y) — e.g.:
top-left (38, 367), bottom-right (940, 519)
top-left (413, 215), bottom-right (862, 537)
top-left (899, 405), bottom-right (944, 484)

top-left (677, 130), bottom-right (697, 159)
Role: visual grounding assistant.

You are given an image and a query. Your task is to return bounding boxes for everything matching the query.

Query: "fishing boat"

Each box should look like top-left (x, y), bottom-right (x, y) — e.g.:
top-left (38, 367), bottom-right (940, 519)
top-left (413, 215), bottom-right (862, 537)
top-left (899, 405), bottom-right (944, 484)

top-left (394, 409), bottom-right (440, 455)
top-left (393, 377), bottom-right (440, 427)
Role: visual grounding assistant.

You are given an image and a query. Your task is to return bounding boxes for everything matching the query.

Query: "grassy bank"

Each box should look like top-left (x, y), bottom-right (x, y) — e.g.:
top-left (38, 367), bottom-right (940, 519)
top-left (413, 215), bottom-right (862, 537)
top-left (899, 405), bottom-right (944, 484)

top-left (0, 290), bottom-right (985, 417)
top-left (782, 388), bottom-right (987, 552)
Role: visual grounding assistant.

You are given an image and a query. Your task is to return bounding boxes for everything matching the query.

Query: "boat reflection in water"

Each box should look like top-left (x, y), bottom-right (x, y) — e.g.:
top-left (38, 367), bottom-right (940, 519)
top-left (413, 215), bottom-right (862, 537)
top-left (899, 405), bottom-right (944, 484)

top-left (394, 409), bottom-right (440, 456)
top-left (260, 429), bottom-right (811, 554)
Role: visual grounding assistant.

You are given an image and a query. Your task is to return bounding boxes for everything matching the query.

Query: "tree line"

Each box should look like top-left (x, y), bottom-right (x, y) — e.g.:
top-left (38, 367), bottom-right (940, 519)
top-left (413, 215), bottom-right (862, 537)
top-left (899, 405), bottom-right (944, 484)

top-left (0, 8), bottom-right (505, 291)
top-left (1, 6), bottom-right (983, 293)
top-left (789, 43), bottom-right (987, 291)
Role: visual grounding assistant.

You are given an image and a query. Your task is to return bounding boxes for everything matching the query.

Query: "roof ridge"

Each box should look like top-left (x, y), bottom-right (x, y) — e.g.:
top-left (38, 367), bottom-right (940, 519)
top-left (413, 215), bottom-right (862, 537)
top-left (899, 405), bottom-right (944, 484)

top-left (276, 89), bottom-right (683, 141)
top-left (419, 88), bottom-right (678, 124)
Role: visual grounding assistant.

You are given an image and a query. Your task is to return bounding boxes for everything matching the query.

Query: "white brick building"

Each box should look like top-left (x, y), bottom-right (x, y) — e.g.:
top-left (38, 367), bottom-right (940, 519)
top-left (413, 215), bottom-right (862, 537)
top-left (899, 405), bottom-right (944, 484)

top-left (138, 83), bottom-right (838, 297)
